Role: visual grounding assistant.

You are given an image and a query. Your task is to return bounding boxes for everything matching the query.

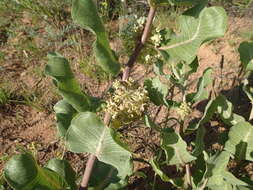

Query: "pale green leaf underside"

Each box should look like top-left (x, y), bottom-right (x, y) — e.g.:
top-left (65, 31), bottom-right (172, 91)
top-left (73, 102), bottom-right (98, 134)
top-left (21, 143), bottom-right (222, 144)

top-left (45, 52), bottom-right (101, 113)
top-left (46, 159), bottom-right (77, 190)
top-left (188, 67), bottom-right (213, 103)
top-left (159, 6), bottom-right (227, 64)
top-left (161, 129), bottom-right (196, 165)
top-left (192, 96), bottom-right (245, 156)
top-left (144, 77), bottom-right (169, 106)
top-left (238, 41), bottom-right (253, 72)
top-left (4, 153), bottom-right (67, 190)
top-left (72, 0), bottom-right (120, 76)
top-left (66, 112), bottom-right (132, 178)
top-left (54, 100), bottom-right (77, 137)
top-left (46, 53), bottom-right (103, 113)
top-left (203, 151), bottom-right (248, 189)
top-left (225, 121), bottom-right (253, 161)
top-left (89, 160), bottom-right (126, 190)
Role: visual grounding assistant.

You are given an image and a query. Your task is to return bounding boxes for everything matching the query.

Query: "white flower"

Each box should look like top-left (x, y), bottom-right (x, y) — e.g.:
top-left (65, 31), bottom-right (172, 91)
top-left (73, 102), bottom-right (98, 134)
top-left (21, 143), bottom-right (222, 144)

top-left (137, 16), bottom-right (146, 26)
top-left (104, 78), bottom-right (149, 127)
top-left (145, 55), bottom-right (151, 62)
top-left (151, 33), bottom-right (162, 47)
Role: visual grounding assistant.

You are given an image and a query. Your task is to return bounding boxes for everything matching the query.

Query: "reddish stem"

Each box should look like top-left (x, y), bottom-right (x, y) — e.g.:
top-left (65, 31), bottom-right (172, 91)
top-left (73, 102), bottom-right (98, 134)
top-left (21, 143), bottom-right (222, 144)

top-left (79, 6), bottom-right (157, 190)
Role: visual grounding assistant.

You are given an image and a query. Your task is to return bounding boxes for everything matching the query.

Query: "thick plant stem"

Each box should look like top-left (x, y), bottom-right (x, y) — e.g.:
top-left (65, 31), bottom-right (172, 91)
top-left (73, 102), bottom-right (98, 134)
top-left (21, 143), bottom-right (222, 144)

top-left (79, 155), bottom-right (96, 190)
top-left (122, 6), bottom-right (157, 80)
top-left (79, 6), bottom-right (157, 190)
top-left (79, 114), bottom-right (111, 190)
top-left (185, 163), bottom-right (192, 188)
top-left (199, 178), bottom-right (208, 190)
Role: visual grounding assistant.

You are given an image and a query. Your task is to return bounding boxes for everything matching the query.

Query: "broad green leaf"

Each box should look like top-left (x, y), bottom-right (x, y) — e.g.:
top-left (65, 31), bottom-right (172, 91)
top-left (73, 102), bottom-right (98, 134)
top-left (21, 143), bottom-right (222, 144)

top-left (54, 100), bottom-right (77, 137)
top-left (46, 159), bottom-right (77, 190)
top-left (45, 52), bottom-right (102, 112)
top-left (216, 96), bottom-right (245, 126)
top-left (161, 128), bottom-right (196, 165)
top-left (191, 96), bottom-right (245, 156)
top-left (225, 121), bottom-right (253, 161)
top-left (144, 77), bottom-right (169, 106)
top-left (4, 153), bottom-right (67, 190)
top-left (159, 6), bottom-right (227, 64)
top-left (187, 67), bottom-right (212, 103)
top-left (88, 160), bottom-right (126, 190)
top-left (66, 112), bottom-right (132, 178)
top-left (72, 0), bottom-right (120, 76)
top-left (201, 151), bottom-right (249, 190)
top-left (204, 151), bottom-right (230, 186)
top-left (238, 41), bottom-right (253, 72)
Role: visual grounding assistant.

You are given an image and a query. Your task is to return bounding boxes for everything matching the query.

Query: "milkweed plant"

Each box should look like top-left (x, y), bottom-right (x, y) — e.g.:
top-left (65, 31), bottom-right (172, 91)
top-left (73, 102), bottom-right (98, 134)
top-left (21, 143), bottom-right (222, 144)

top-left (1, 0), bottom-right (253, 190)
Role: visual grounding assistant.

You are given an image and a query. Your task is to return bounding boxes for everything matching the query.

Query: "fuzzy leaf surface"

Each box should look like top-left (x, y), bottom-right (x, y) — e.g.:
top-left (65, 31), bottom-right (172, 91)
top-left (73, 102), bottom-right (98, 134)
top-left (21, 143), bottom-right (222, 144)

top-left (4, 153), bottom-right (67, 190)
top-left (144, 77), bottom-right (169, 106)
top-left (46, 159), bottom-right (77, 190)
top-left (238, 41), bottom-right (253, 72)
top-left (54, 100), bottom-right (77, 137)
top-left (192, 96), bottom-right (245, 156)
top-left (225, 121), bottom-right (253, 161)
top-left (89, 160), bottom-right (127, 190)
top-left (187, 67), bottom-right (212, 103)
top-left (45, 52), bottom-right (102, 112)
top-left (161, 128), bottom-right (196, 165)
top-left (66, 112), bottom-right (132, 178)
top-left (72, 0), bottom-right (120, 76)
top-left (202, 151), bottom-right (249, 189)
top-left (159, 6), bottom-right (227, 64)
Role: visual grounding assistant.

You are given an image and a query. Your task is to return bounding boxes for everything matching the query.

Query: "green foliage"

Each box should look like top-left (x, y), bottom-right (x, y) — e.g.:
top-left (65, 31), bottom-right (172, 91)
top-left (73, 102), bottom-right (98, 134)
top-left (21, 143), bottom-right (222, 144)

top-left (72, 0), bottom-right (120, 76)
top-left (4, 1), bottom-right (253, 190)
top-left (89, 160), bottom-right (127, 190)
top-left (45, 52), bottom-right (102, 113)
top-left (202, 151), bottom-right (249, 190)
top-left (46, 159), bottom-right (77, 190)
top-left (65, 112), bottom-right (132, 179)
top-left (144, 77), bottom-right (169, 106)
top-left (54, 100), bottom-right (77, 137)
top-left (4, 152), bottom-right (75, 190)
top-left (161, 128), bottom-right (196, 165)
top-left (159, 5), bottom-right (227, 64)
top-left (238, 41), bottom-right (253, 72)
top-left (187, 67), bottom-right (213, 103)
top-left (225, 121), bottom-right (253, 161)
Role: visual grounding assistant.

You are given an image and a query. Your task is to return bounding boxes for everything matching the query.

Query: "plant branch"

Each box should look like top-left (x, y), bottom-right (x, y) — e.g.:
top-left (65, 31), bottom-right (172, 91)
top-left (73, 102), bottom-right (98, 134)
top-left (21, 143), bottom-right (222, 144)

top-left (122, 6), bottom-right (157, 80)
top-left (199, 178), bottom-right (208, 190)
top-left (79, 6), bottom-right (157, 190)
top-left (185, 163), bottom-right (192, 188)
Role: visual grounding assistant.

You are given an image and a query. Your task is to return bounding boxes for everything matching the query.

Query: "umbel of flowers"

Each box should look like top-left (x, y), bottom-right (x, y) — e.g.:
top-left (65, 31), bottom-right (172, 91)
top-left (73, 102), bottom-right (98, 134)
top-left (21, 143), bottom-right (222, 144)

top-left (105, 78), bottom-right (149, 128)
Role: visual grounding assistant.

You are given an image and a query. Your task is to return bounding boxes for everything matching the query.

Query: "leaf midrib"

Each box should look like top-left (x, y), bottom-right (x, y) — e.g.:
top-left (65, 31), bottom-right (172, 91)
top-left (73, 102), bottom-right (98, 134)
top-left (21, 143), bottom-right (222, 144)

top-left (159, 11), bottom-right (202, 50)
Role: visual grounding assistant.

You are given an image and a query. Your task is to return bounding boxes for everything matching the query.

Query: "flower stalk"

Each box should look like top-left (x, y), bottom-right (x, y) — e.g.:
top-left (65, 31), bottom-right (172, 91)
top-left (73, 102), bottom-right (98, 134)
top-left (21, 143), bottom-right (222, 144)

top-left (79, 6), bottom-right (157, 190)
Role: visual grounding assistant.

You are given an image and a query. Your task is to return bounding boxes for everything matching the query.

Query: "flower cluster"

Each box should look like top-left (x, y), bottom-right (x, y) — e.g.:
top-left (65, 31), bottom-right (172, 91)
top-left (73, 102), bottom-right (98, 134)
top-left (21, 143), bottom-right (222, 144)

top-left (151, 29), bottom-right (163, 47)
top-left (133, 16), bottom-right (146, 32)
top-left (145, 53), bottom-right (161, 64)
top-left (177, 101), bottom-right (192, 119)
top-left (104, 78), bottom-right (149, 128)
